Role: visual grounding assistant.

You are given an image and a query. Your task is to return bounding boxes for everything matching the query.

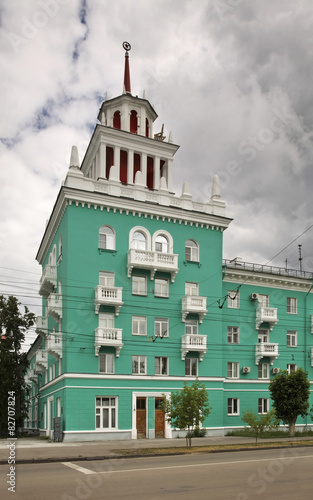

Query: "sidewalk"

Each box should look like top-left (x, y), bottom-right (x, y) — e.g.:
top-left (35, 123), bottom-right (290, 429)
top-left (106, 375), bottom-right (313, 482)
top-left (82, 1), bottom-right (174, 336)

top-left (1, 435), bottom-right (313, 464)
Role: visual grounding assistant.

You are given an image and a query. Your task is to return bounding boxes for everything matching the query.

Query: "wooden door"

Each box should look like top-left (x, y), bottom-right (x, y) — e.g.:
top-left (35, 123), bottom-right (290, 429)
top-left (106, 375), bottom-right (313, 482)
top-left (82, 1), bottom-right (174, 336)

top-left (136, 397), bottom-right (146, 439)
top-left (155, 398), bottom-right (165, 439)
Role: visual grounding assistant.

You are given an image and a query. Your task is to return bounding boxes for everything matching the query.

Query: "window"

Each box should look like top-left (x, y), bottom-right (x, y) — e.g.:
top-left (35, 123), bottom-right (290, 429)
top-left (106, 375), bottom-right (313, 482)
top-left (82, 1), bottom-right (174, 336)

top-left (258, 330), bottom-right (269, 343)
top-left (155, 278), bottom-right (169, 298)
top-left (185, 320), bottom-right (198, 335)
top-left (258, 363), bottom-right (269, 379)
top-left (99, 271), bottom-right (114, 287)
top-left (185, 239), bottom-right (199, 262)
top-left (258, 398), bottom-right (269, 414)
top-left (287, 364), bottom-right (297, 374)
top-left (99, 353), bottom-right (114, 374)
top-left (287, 330), bottom-right (297, 347)
top-left (132, 355), bottom-right (146, 374)
top-left (96, 397), bottom-right (117, 429)
top-left (99, 313), bottom-right (114, 330)
top-left (155, 357), bottom-right (168, 375)
top-left (58, 235), bottom-right (62, 261)
top-left (185, 282), bottom-right (199, 296)
top-left (227, 362), bottom-right (239, 379)
top-left (227, 291), bottom-right (240, 309)
top-left (259, 294), bottom-right (269, 307)
top-left (185, 358), bottom-right (198, 376)
top-left (132, 316), bottom-right (147, 336)
top-left (287, 297), bottom-right (297, 314)
top-left (228, 398), bottom-right (239, 415)
top-left (132, 275), bottom-right (147, 296)
top-left (227, 326), bottom-right (239, 344)
top-left (154, 317), bottom-right (169, 337)
top-left (99, 226), bottom-right (115, 250)
top-left (132, 231), bottom-right (146, 250)
top-left (155, 235), bottom-right (168, 253)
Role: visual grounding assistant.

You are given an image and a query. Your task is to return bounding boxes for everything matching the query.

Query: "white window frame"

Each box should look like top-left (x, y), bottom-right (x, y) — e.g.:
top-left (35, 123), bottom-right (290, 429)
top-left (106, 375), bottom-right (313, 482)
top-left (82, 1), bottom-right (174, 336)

top-left (155, 278), bottom-right (169, 298)
top-left (259, 294), bottom-right (269, 307)
top-left (99, 353), bottom-right (114, 374)
top-left (228, 291), bottom-right (240, 309)
top-left (132, 275), bottom-right (147, 296)
top-left (227, 362), bottom-right (239, 379)
top-left (154, 317), bottom-right (169, 337)
top-left (155, 356), bottom-right (168, 375)
top-left (258, 329), bottom-right (269, 343)
top-left (258, 398), bottom-right (269, 414)
top-left (227, 326), bottom-right (239, 344)
top-left (132, 231), bottom-right (147, 250)
top-left (287, 364), bottom-right (297, 374)
top-left (99, 271), bottom-right (114, 287)
top-left (185, 319), bottom-right (198, 336)
top-left (155, 235), bottom-right (169, 253)
top-left (258, 363), bottom-right (269, 379)
top-left (228, 398), bottom-right (240, 415)
top-left (185, 358), bottom-right (198, 376)
top-left (132, 355), bottom-right (147, 375)
top-left (287, 297), bottom-right (297, 314)
top-left (95, 397), bottom-right (117, 429)
top-left (99, 226), bottom-right (115, 250)
top-left (287, 330), bottom-right (297, 347)
top-left (99, 313), bottom-right (114, 329)
top-left (132, 316), bottom-right (147, 336)
top-left (185, 282), bottom-right (199, 296)
top-left (185, 239), bottom-right (199, 262)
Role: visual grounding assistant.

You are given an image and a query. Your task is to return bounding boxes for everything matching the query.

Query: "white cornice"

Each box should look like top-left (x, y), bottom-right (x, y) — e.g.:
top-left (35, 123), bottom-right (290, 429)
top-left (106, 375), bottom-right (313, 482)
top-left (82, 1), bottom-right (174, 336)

top-left (223, 267), bottom-right (313, 292)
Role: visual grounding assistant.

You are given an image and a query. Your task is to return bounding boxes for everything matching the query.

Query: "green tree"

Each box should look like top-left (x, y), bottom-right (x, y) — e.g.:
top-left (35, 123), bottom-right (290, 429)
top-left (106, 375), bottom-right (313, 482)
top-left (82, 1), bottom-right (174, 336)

top-left (242, 409), bottom-right (279, 445)
top-left (161, 379), bottom-right (211, 448)
top-left (269, 368), bottom-right (310, 437)
top-left (0, 295), bottom-right (35, 436)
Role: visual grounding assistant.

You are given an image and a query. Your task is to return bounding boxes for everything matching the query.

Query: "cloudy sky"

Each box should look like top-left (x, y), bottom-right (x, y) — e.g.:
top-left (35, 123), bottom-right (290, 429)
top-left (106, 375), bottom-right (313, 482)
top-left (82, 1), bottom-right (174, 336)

top-left (1, 0), bottom-right (313, 348)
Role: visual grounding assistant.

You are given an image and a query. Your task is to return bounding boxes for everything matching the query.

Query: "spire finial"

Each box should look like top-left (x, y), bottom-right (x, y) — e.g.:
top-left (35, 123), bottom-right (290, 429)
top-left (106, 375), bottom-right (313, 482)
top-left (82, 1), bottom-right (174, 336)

top-left (123, 41), bottom-right (131, 94)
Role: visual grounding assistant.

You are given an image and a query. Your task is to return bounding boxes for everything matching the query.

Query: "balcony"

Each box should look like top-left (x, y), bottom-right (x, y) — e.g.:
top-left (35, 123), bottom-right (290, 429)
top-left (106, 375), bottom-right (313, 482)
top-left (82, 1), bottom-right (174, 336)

top-left (35, 350), bottom-right (48, 371)
top-left (36, 316), bottom-right (48, 338)
top-left (255, 343), bottom-right (279, 365)
top-left (47, 293), bottom-right (62, 320)
top-left (39, 265), bottom-right (57, 297)
top-left (95, 327), bottom-right (123, 357)
top-left (181, 334), bottom-right (207, 361)
top-left (46, 332), bottom-right (62, 358)
top-left (256, 306), bottom-right (278, 331)
top-left (127, 249), bottom-right (179, 282)
top-left (182, 296), bottom-right (207, 323)
top-left (95, 285), bottom-right (123, 315)
top-left (29, 368), bottom-right (38, 383)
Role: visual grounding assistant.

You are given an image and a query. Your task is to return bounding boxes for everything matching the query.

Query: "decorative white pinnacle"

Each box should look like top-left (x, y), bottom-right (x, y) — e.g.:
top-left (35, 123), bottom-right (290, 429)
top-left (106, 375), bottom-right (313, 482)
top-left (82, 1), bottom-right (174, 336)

top-left (69, 146), bottom-right (80, 169)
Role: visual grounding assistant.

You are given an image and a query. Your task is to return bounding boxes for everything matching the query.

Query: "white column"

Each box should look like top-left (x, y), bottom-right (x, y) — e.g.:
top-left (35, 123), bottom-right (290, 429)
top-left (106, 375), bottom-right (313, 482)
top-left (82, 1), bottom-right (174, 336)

top-left (98, 142), bottom-right (106, 179)
top-left (113, 146), bottom-right (120, 180)
top-left (153, 156), bottom-right (160, 190)
top-left (127, 149), bottom-right (134, 185)
top-left (167, 159), bottom-right (173, 191)
top-left (141, 153), bottom-right (147, 187)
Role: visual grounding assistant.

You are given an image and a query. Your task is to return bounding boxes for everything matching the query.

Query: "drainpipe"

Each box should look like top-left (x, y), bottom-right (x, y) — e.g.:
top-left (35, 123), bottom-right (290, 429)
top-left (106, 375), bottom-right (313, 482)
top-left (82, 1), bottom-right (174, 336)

top-left (305, 282), bottom-right (313, 429)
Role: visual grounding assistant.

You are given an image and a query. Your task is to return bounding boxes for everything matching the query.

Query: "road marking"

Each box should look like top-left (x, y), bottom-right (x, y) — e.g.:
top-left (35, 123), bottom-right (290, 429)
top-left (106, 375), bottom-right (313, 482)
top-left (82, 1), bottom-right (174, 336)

top-left (97, 453), bottom-right (313, 475)
top-left (62, 462), bottom-right (96, 474)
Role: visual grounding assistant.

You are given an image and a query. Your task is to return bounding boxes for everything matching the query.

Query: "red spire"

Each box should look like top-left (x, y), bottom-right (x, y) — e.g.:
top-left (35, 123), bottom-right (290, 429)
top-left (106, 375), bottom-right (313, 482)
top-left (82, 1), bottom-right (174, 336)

top-left (123, 41), bottom-right (131, 94)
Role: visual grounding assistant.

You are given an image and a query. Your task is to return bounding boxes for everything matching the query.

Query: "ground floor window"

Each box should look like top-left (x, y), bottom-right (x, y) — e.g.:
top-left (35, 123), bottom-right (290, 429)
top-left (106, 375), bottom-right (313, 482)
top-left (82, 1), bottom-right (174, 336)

top-left (228, 398), bottom-right (239, 415)
top-left (132, 355), bottom-right (147, 374)
top-left (96, 397), bottom-right (117, 429)
top-left (99, 353), bottom-right (114, 374)
top-left (155, 356), bottom-right (168, 375)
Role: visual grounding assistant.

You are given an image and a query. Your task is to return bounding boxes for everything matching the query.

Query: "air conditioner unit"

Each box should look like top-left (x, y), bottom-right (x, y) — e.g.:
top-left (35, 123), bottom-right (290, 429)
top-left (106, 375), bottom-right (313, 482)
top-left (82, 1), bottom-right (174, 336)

top-left (250, 293), bottom-right (259, 301)
top-left (272, 367), bottom-right (280, 374)
top-left (242, 366), bottom-right (250, 374)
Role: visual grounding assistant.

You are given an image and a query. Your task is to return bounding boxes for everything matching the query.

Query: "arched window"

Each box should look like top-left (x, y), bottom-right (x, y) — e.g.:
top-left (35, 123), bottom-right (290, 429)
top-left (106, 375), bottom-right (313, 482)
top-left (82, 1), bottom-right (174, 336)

top-left (155, 235), bottom-right (168, 253)
top-left (132, 231), bottom-right (147, 250)
top-left (185, 239), bottom-right (199, 262)
top-left (130, 110), bottom-right (138, 133)
top-left (113, 110), bottom-right (121, 129)
top-left (99, 226), bottom-right (115, 250)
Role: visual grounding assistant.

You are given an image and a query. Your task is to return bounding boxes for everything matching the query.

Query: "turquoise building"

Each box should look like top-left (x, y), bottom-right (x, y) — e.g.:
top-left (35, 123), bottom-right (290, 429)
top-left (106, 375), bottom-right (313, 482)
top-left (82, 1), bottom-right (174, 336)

top-left (24, 45), bottom-right (313, 441)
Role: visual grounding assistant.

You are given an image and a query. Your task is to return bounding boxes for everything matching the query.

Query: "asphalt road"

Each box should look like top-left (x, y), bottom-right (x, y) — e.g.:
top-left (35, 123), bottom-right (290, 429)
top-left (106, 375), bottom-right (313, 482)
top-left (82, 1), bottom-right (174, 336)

top-left (1, 447), bottom-right (313, 500)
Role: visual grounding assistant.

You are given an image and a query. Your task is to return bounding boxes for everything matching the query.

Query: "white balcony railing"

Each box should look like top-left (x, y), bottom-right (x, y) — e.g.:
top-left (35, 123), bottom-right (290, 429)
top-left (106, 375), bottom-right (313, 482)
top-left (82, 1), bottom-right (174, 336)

top-left (95, 286), bottom-right (123, 315)
top-left (35, 350), bottom-right (48, 371)
top-left (39, 265), bottom-right (57, 297)
top-left (46, 332), bottom-right (62, 358)
top-left (127, 249), bottom-right (179, 282)
top-left (35, 316), bottom-right (48, 338)
top-left (95, 327), bottom-right (123, 356)
top-left (47, 293), bottom-right (62, 320)
top-left (29, 368), bottom-right (38, 383)
top-left (181, 334), bottom-right (207, 361)
top-left (182, 296), bottom-right (207, 323)
top-left (256, 306), bottom-right (278, 331)
top-left (255, 342), bottom-right (279, 365)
